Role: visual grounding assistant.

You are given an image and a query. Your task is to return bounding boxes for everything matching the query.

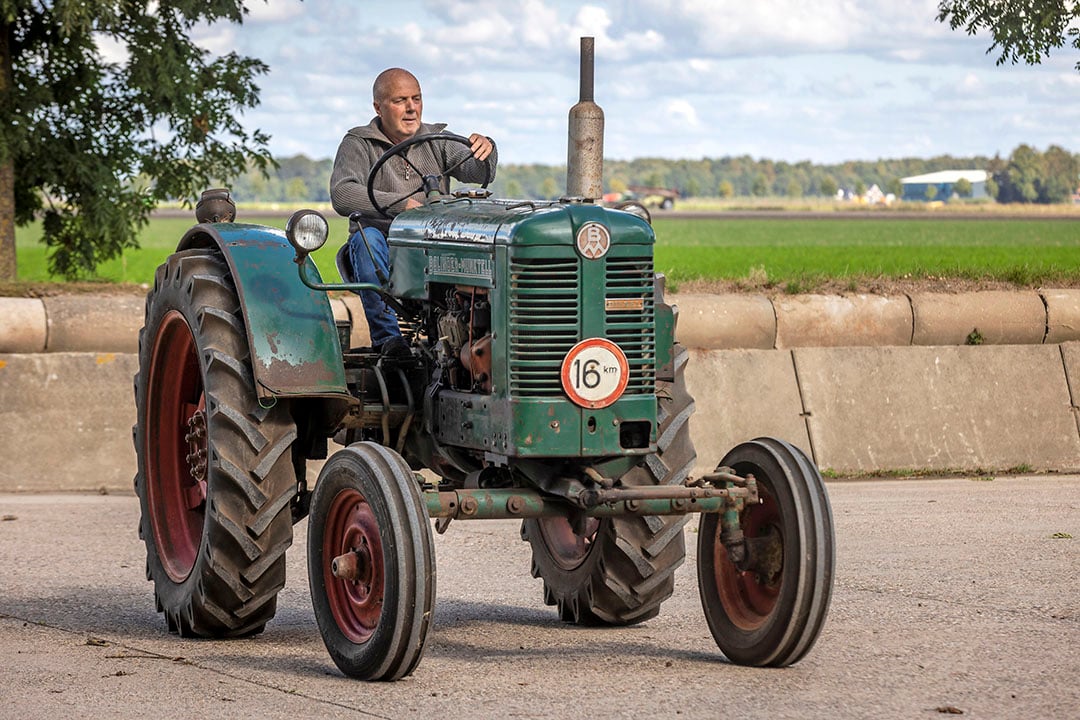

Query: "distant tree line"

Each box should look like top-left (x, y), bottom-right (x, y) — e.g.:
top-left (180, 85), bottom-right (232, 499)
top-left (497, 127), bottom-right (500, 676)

top-left (224, 144), bottom-right (1078, 205)
top-left (986, 145), bottom-right (1078, 204)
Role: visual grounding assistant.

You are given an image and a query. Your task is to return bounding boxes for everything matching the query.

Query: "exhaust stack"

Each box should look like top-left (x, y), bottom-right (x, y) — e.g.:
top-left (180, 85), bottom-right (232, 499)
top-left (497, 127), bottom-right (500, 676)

top-left (566, 37), bottom-right (604, 201)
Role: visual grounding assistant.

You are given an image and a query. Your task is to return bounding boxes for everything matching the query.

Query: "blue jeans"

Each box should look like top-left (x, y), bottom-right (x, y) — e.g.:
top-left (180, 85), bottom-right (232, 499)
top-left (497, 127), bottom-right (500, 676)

top-left (347, 226), bottom-right (401, 346)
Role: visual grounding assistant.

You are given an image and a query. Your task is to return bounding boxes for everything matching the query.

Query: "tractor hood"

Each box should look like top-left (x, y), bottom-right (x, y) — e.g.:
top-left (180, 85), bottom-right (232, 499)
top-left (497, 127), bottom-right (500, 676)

top-left (386, 198), bottom-right (655, 249)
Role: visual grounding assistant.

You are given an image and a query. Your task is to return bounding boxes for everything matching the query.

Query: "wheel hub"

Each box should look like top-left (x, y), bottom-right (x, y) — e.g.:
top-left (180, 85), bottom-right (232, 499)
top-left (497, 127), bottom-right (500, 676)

top-left (184, 409), bottom-right (208, 509)
top-left (332, 542), bottom-right (371, 584)
top-left (745, 526), bottom-right (783, 584)
top-left (713, 491), bottom-right (783, 630)
top-left (323, 489), bottom-right (385, 643)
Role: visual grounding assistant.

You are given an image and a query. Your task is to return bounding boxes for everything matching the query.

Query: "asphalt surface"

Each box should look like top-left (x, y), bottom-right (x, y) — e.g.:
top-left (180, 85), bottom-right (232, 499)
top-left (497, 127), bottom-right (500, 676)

top-left (1, 476), bottom-right (1077, 719)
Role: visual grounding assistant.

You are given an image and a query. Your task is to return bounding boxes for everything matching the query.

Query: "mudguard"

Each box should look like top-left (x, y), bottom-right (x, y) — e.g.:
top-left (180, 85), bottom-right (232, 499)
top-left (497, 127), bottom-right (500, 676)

top-left (178, 222), bottom-right (349, 399)
top-left (654, 273), bottom-right (677, 382)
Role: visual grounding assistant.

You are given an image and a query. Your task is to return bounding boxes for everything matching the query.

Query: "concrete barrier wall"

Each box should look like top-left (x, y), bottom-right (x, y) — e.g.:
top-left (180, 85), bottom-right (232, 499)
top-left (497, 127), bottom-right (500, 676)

top-left (684, 343), bottom-right (1080, 477)
top-left (3, 292), bottom-right (1080, 492)
top-left (0, 352), bottom-right (139, 492)
top-left (5, 289), bottom-right (1080, 354)
top-left (4, 341), bottom-right (1079, 493)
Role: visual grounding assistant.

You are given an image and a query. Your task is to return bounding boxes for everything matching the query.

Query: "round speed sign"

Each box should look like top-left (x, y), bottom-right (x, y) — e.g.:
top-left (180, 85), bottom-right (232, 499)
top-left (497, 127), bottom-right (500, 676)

top-left (560, 338), bottom-right (630, 409)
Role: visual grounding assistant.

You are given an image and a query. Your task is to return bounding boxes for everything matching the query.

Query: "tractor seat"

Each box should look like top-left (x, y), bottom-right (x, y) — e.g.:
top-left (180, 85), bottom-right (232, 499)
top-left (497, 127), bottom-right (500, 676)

top-left (335, 244), bottom-right (356, 284)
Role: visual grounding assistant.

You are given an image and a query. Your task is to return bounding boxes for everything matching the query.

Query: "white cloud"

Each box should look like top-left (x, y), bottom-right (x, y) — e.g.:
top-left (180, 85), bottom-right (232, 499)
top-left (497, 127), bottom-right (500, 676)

top-left (958, 72), bottom-right (982, 94)
top-left (192, 26), bottom-right (236, 55)
top-left (245, 0), bottom-right (305, 23)
top-left (218, 0), bottom-right (1080, 165)
top-left (666, 99), bottom-right (701, 128)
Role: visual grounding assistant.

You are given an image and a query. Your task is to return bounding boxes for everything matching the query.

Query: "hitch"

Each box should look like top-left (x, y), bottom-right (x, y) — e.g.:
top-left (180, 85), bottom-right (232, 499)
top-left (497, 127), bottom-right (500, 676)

top-left (423, 468), bottom-right (759, 522)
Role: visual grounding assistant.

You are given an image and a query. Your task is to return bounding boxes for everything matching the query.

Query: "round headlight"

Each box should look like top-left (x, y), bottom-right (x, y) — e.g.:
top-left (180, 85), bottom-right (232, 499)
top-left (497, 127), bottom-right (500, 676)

top-left (286, 209), bottom-right (329, 254)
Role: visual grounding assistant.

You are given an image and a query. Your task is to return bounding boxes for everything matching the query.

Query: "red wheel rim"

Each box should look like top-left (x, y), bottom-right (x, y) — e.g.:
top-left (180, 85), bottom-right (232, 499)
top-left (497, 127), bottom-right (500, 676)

top-left (712, 490), bottom-right (783, 630)
top-left (145, 311), bottom-right (207, 583)
top-left (323, 488), bottom-right (385, 643)
top-left (537, 517), bottom-right (600, 571)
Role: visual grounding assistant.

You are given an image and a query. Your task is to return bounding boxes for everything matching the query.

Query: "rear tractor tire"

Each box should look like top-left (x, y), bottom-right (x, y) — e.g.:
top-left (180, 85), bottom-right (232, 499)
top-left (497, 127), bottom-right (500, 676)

top-left (133, 248), bottom-right (297, 637)
top-left (521, 344), bottom-right (696, 625)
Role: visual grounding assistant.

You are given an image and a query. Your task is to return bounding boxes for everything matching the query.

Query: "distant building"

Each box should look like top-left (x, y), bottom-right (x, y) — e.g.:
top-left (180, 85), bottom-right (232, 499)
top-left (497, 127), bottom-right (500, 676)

top-left (901, 170), bottom-right (988, 201)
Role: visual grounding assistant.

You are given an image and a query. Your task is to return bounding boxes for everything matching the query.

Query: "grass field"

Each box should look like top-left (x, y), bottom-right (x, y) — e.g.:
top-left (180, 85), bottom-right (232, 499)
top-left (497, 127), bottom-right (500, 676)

top-left (11, 211), bottom-right (1080, 293)
top-left (651, 217), bottom-right (1080, 291)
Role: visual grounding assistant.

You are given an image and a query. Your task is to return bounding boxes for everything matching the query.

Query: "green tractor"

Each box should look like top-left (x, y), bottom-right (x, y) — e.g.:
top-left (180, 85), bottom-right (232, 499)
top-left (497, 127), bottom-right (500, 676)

top-left (132, 40), bottom-right (833, 681)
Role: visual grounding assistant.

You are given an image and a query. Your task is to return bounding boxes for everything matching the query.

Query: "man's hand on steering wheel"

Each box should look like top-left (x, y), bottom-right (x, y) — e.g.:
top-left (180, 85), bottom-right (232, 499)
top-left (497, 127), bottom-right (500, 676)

top-left (468, 133), bottom-right (494, 162)
top-left (366, 132), bottom-right (493, 218)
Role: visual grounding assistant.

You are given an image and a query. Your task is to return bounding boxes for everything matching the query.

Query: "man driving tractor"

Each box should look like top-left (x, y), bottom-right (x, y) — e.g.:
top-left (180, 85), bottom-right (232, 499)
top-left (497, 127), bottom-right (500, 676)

top-left (329, 68), bottom-right (498, 356)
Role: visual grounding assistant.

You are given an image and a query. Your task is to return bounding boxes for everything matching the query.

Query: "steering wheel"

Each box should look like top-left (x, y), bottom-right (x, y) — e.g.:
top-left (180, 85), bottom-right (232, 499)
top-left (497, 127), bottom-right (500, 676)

top-left (366, 132), bottom-right (493, 218)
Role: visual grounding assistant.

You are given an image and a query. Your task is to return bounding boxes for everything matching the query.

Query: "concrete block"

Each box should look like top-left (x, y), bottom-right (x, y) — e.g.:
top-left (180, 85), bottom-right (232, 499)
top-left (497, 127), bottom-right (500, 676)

top-left (673, 293), bottom-right (775, 349)
top-left (336, 293), bottom-right (372, 348)
top-left (793, 345), bottom-right (1080, 473)
top-left (911, 291), bottom-right (1046, 346)
top-left (43, 295), bottom-right (145, 353)
top-left (1043, 289), bottom-right (1080, 344)
top-left (0, 352), bottom-right (139, 492)
top-left (774, 294), bottom-right (912, 348)
top-left (0, 298), bottom-right (47, 353)
top-left (329, 298), bottom-right (349, 325)
top-left (685, 348), bottom-right (811, 477)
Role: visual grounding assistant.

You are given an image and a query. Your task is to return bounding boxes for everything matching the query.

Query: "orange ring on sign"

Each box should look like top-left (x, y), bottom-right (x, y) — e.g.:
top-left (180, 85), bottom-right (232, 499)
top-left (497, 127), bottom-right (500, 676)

top-left (560, 338), bottom-right (630, 409)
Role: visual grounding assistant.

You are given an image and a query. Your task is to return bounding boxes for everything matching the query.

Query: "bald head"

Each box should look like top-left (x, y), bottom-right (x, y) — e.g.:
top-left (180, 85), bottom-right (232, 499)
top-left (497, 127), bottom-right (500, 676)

top-left (372, 68), bottom-right (423, 143)
top-left (373, 68), bottom-right (420, 104)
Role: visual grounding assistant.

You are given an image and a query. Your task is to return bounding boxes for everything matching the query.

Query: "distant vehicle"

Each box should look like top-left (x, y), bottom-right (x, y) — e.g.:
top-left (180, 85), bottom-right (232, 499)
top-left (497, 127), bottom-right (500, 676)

top-left (603, 185), bottom-right (679, 210)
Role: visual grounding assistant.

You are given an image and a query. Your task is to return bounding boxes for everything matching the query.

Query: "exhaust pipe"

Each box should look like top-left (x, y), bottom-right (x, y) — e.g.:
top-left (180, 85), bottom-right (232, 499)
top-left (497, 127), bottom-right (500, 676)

top-left (566, 37), bottom-right (604, 201)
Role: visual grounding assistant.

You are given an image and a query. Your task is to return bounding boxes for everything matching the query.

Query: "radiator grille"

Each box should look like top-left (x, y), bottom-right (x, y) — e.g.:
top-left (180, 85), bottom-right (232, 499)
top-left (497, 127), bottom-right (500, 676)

top-left (605, 256), bottom-right (655, 394)
top-left (507, 253), bottom-right (655, 397)
top-left (508, 257), bottom-right (579, 396)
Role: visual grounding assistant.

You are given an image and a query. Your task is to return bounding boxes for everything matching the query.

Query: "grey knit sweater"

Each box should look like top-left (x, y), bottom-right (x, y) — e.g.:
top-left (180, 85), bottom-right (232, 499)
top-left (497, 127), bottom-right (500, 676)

top-left (329, 118), bottom-right (498, 218)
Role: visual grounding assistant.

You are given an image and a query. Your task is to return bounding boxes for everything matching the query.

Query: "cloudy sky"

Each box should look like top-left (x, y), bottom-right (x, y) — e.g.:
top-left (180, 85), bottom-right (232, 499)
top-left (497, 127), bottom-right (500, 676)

top-left (195, 0), bottom-right (1080, 165)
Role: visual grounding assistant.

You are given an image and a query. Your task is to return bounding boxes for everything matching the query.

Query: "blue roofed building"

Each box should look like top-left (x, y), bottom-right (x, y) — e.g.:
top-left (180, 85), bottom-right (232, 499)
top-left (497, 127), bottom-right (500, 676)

top-left (901, 170), bottom-right (989, 201)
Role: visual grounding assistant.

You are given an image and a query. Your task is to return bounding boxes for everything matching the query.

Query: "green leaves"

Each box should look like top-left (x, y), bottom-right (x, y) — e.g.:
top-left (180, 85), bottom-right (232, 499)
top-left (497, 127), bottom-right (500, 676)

top-left (988, 144), bottom-right (1079, 205)
top-left (1, 0), bottom-right (273, 279)
top-left (938, 1), bottom-right (1080, 73)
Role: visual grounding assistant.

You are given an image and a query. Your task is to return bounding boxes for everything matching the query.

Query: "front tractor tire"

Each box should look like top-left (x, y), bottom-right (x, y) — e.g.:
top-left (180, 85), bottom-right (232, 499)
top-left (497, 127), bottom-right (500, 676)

top-left (134, 248), bottom-right (298, 637)
top-left (521, 343), bottom-right (696, 625)
top-left (307, 443), bottom-right (436, 681)
top-left (698, 438), bottom-right (835, 667)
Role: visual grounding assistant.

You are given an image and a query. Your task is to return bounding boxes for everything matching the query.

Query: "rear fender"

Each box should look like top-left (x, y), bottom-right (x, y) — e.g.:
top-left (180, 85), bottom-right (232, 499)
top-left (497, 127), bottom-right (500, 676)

top-left (655, 273), bottom-right (678, 382)
top-left (178, 223), bottom-right (349, 399)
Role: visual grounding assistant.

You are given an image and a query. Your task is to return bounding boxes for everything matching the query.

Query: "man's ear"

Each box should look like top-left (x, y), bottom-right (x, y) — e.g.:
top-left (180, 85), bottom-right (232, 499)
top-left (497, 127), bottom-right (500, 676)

top-left (372, 100), bottom-right (381, 117)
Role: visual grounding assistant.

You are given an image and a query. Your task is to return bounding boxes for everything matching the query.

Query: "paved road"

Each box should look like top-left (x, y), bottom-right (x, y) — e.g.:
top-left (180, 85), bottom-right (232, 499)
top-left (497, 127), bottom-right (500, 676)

top-left (1, 476), bottom-right (1077, 719)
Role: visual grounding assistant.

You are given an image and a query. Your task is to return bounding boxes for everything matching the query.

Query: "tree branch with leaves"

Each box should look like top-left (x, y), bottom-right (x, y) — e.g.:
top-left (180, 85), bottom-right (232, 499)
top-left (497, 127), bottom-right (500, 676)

top-left (938, 0), bottom-right (1080, 72)
top-left (0, 0), bottom-right (274, 280)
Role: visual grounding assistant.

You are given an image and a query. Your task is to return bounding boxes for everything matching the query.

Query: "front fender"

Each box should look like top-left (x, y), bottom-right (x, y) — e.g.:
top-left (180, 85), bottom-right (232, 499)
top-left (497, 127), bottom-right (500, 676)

top-left (179, 223), bottom-right (349, 399)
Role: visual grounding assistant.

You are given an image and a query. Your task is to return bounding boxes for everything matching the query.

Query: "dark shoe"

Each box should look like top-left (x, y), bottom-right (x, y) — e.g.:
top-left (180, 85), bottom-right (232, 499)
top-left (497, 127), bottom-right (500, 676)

top-left (376, 336), bottom-right (411, 359)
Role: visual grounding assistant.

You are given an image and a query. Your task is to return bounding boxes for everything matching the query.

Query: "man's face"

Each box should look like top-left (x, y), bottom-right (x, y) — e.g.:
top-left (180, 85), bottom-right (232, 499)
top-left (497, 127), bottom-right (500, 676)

top-left (374, 73), bottom-right (423, 144)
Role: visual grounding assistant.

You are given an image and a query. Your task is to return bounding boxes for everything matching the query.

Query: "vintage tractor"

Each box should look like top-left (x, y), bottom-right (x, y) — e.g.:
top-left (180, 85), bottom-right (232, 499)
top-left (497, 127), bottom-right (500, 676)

top-left (132, 40), bottom-right (834, 681)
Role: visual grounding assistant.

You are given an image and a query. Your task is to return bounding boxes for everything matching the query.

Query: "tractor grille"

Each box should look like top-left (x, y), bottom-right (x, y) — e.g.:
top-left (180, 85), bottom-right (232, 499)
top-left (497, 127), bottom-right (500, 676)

top-left (508, 253), bottom-right (655, 397)
top-left (509, 257), bottom-right (580, 396)
top-left (605, 256), bottom-right (655, 394)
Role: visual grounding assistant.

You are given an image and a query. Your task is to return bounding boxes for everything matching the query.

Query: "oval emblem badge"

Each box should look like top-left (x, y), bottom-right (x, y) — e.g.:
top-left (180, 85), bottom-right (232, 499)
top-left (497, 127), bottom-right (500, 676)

top-left (575, 222), bottom-right (610, 260)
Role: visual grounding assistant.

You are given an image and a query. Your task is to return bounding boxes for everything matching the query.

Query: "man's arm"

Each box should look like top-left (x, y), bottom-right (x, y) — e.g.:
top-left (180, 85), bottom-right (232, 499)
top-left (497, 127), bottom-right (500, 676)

top-left (330, 134), bottom-right (421, 217)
